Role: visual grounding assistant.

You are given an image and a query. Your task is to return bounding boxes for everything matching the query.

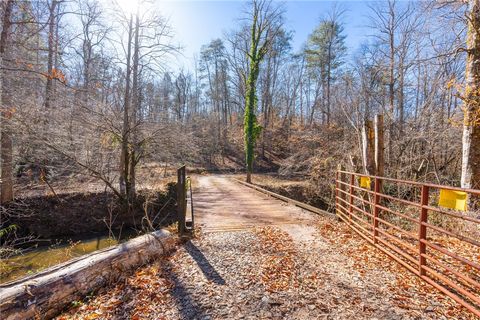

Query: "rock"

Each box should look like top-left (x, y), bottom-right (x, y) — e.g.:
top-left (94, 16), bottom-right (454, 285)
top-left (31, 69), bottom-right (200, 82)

top-left (425, 306), bottom-right (435, 312)
top-left (261, 296), bottom-right (271, 305)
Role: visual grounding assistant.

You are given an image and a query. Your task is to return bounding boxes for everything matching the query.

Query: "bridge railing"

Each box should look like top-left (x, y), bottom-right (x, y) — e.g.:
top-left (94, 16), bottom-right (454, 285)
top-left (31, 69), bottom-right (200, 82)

top-left (335, 170), bottom-right (480, 317)
top-left (177, 165), bottom-right (194, 235)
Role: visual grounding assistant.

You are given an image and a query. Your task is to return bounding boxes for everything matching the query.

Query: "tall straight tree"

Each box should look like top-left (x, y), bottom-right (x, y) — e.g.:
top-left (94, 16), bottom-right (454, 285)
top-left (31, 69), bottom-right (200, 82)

top-left (259, 29), bottom-right (291, 158)
top-left (199, 39), bottom-right (229, 150)
top-left (368, 0), bottom-right (419, 167)
top-left (244, 0), bottom-right (283, 183)
top-left (118, 3), bottom-right (176, 203)
top-left (461, 0), bottom-right (480, 190)
top-left (304, 7), bottom-right (346, 125)
top-left (44, 0), bottom-right (61, 110)
top-left (119, 13), bottom-right (133, 198)
top-left (129, 11), bottom-right (140, 198)
top-left (0, 0), bottom-right (14, 203)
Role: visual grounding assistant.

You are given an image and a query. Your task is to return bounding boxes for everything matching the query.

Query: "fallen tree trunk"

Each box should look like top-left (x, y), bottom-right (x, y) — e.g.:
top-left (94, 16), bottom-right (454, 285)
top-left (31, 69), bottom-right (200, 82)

top-left (0, 229), bottom-right (177, 320)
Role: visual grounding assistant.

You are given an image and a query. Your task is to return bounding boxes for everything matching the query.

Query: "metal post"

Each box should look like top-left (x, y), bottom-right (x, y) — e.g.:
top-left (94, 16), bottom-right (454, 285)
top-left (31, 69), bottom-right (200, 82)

top-left (373, 177), bottom-right (381, 243)
top-left (349, 174), bottom-right (354, 222)
top-left (374, 114), bottom-right (384, 177)
top-left (335, 171), bottom-right (339, 215)
top-left (419, 185), bottom-right (429, 276)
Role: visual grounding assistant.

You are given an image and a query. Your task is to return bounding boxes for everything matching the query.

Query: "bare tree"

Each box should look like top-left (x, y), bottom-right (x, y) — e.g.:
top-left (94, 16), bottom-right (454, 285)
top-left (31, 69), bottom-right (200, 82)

top-left (243, 0), bottom-right (284, 183)
top-left (0, 0), bottom-right (15, 203)
top-left (461, 0), bottom-right (480, 190)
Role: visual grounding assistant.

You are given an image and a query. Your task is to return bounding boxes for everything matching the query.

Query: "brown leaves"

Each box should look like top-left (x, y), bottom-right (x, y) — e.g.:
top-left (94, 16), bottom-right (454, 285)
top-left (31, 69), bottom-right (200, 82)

top-left (45, 68), bottom-right (67, 83)
top-left (255, 226), bottom-right (297, 292)
top-left (57, 262), bottom-right (174, 320)
top-left (315, 217), bottom-right (478, 319)
top-left (1, 107), bottom-right (16, 119)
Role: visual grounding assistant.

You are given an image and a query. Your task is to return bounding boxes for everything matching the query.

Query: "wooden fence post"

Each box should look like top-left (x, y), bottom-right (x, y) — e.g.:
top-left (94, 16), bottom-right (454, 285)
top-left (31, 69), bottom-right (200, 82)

top-left (189, 178), bottom-right (195, 231)
top-left (419, 185), bottom-right (429, 276)
top-left (374, 114), bottom-right (384, 177)
top-left (177, 166), bottom-right (186, 235)
top-left (362, 120), bottom-right (375, 175)
top-left (335, 170), bottom-right (339, 215)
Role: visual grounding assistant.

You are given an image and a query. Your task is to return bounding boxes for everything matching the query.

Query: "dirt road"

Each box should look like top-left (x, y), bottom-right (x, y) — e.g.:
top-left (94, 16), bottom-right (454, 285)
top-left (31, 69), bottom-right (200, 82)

top-left (58, 175), bottom-right (472, 320)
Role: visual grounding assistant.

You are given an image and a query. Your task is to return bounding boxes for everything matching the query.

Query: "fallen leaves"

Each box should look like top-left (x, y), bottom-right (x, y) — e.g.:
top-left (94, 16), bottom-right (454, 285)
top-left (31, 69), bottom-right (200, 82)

top-left (55, 219), bottom-right (477, 320)
top-left (56, 262), bottom-right (175, 320)
top-left (316, 216), bottom-right (478, 319)
top-left (255, 226), bottom-right (297, 293)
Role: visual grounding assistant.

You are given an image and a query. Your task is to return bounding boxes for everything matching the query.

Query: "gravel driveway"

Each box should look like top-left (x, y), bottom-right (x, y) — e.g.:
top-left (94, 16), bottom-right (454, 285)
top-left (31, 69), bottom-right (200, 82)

top-left (57, 175), bottom-right (474, 320)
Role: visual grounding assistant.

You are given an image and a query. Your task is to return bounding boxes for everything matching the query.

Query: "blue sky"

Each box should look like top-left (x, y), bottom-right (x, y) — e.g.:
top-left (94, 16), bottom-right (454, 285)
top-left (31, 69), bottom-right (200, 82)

top-left (153, 0), bottom-right (376, 70)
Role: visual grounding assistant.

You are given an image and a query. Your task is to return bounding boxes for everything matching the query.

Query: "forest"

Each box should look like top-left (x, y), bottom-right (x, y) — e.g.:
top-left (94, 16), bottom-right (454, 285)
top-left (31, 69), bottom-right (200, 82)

top-left (0, 0), bottom-right (480, 317)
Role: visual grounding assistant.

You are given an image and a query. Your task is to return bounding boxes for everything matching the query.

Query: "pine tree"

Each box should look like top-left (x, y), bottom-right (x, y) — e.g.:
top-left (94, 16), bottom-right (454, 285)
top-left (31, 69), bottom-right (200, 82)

top-left (304, 13), bottom-right (346, 125)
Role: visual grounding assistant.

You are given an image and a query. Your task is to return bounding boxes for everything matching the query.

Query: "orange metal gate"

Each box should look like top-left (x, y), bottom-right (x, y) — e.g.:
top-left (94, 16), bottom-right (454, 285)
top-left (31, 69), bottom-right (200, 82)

top-left (335, 170), bottom-right (480, 317)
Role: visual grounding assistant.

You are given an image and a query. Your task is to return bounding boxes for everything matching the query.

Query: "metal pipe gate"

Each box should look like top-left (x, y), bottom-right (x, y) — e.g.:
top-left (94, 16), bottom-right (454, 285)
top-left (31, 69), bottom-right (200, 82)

top-left (335, 170), bottom-right (480, 317)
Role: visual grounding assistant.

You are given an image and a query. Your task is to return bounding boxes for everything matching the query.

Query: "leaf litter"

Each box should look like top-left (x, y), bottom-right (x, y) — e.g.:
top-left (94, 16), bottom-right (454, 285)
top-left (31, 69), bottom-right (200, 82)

top-left (56, 217), bottom-right (477, 319)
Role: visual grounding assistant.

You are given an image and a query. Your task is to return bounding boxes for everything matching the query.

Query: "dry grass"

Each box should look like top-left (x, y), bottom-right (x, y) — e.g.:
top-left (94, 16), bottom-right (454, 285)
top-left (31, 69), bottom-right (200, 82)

top-left (230, 173), bottom-right (331, 211)
top-left (14, 162), bottom-right (177, 199)
top-left (231, 173), bottom-right (307, 188)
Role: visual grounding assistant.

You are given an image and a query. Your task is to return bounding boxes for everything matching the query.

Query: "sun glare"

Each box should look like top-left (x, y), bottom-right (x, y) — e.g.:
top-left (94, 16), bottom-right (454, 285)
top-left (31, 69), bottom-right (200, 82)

top-left (115, 0), bottom-right (139, 15)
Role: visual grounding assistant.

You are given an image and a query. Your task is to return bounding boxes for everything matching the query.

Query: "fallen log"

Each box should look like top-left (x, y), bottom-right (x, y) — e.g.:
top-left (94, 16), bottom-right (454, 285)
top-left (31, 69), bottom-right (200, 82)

top-left (0, 229), bottom-right (177, 320)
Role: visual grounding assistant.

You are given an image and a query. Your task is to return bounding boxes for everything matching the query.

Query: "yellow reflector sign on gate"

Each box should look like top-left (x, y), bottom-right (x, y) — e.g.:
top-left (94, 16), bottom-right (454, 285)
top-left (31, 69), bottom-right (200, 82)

top-left (438, 189), bottom-right (467, 211)
top-left (360, 177), bottom-right (371, 189)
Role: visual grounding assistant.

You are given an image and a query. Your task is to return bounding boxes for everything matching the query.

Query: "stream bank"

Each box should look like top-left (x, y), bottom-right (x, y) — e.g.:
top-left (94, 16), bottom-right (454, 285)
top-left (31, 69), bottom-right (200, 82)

top-left (0, 183), bottom-right (178, 284)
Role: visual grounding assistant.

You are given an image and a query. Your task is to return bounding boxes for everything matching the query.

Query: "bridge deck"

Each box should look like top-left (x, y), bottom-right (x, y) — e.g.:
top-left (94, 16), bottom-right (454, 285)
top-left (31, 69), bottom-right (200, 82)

top-left (194, 175), bottom-right (316, 234)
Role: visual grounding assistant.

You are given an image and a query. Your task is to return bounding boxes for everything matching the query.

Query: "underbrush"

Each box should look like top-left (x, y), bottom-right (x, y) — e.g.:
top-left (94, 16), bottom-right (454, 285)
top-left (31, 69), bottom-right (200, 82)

top-left (0, 182), bottom-right (178, 260)
top-left (240, 173), bottom-right (331, 212)
top-left (0, 180), bottom-right (179, 284)
top-left (4, 188), bottom-right (175, 240)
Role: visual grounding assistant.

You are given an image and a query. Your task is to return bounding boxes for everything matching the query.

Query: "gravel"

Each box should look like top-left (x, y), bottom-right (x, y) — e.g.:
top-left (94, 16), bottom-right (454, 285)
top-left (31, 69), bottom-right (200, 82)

top-left (57, 222), bottom-right (471, 319)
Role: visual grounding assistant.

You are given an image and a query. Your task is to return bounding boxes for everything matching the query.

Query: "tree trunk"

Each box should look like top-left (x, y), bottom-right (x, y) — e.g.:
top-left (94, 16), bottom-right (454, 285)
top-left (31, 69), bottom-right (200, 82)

top-left (129, 13), bottom-right (140, 199)
top-left (398, 66), bottom-right (405, 135)
top-left (244, 60), bottom-right (259, 184)
top-left (244, 8), bottom-right (261, 184)
top-left (44, 0), bottom-right (57, 110)
top-left (461, 0), bottom-right (480, 191)
top-left (119, 14), bottom-right (133, 197)
top-left (387, 12), bottom-right (395, 169)
top-left (326, 42), bottom-right (332, 125)
top-left (0, 230), bottom-right (176, 320)
top-left (0, 0), bottom-right (14, 204)
top-left (361, 120), bottom-right (375, 176)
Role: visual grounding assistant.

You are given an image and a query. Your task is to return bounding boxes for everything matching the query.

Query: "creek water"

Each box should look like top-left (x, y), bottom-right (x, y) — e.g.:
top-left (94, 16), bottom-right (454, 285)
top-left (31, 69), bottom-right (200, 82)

top-left (1, 235), bottom-right (123, 284)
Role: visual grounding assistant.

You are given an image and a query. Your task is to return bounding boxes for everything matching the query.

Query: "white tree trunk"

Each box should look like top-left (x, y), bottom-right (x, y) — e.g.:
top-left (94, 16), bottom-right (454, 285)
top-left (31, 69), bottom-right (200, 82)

top-left (461, 0), bottom-right (480, 190)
